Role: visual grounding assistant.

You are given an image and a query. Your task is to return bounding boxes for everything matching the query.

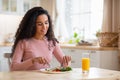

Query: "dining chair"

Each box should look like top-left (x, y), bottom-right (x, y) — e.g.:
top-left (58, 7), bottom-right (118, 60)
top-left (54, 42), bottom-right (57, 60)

top-left (4, 53), bottom-right (11, 68)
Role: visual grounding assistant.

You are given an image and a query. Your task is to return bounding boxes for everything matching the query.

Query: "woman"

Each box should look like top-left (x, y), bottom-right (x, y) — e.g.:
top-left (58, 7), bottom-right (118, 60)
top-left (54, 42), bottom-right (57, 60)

top-left (10, 7), bottom-right (71, 71)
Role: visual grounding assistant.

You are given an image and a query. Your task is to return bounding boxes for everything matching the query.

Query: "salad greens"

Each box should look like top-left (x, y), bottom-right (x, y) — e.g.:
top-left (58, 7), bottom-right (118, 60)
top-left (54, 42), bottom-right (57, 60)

top-left (60, 67), bottom-right (72, 71)
top-left (46, 66), bottom-right (72, 72)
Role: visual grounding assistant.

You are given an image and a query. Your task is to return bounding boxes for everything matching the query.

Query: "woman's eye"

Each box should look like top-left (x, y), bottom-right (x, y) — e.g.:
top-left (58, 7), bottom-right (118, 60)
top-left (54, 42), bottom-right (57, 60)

top-left (36, 22), bottom-right (49, 26)
top-left (45, 22), bottom-right (49, 24)
top-left (37, 23), bottom-right (42, 26)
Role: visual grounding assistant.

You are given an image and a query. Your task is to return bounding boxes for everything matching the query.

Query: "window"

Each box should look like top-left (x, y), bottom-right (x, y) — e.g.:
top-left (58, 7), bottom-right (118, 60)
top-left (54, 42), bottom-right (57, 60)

top-left (59, 0), bottom-right (103, 40)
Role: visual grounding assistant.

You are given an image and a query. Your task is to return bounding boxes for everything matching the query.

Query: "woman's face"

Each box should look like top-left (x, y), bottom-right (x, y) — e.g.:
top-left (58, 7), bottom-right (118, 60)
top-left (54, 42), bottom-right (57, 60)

top-left (35, 14), bottom-right (49, 36)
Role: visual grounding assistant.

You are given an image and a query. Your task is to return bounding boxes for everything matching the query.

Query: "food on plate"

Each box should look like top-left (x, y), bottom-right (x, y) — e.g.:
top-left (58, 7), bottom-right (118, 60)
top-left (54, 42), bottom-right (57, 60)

top-left (46, 66), bottom-right (72, 72)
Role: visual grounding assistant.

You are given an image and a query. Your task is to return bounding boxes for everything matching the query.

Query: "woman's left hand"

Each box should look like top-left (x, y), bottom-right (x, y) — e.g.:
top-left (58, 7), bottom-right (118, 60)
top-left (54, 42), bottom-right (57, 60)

top-left (62, 55), bottom-right (71, 67)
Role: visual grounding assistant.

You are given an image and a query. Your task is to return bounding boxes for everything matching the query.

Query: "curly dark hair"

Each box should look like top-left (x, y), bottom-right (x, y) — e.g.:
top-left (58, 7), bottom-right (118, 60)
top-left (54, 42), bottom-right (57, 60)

top-left (11, 7), bottom-right (58, 57)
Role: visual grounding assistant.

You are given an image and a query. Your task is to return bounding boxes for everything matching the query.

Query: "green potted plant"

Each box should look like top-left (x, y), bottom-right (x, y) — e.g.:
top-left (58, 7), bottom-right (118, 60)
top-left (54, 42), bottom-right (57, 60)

top-left (68, 32), bottom-right (80, 44)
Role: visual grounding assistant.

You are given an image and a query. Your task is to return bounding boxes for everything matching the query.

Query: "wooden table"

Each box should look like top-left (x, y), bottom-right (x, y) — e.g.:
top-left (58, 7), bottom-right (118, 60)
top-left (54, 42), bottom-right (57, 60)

top-left (0, 68), bottom-right (120, 80)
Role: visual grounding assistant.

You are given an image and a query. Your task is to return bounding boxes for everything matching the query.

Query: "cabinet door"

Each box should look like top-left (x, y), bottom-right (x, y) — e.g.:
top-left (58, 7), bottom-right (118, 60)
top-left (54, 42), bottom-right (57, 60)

top-left (90, 51), bottom-right (100, 67)
top-left (0, 0), bottom-right (41, 15)
top-left (18, 0), bottom-right (41, 15)
top-left (62, 48), bottom-right (101, 68)
top-left (98, 51), bottom-right (119, 70)
top-left (0, 46), bottom-right (12, 71)
top-left (0, 0), bottom-right (17, 14)
top-left (50, 48), bottom-right (82, 68)
top-left (50, 55), bottom-right (60, 68)
top-left (62, 48), bottom-right (82, 68)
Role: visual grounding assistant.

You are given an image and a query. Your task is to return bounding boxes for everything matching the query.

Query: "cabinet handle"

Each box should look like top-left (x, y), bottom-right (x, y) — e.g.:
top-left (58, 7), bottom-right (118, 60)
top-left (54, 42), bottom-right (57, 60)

top-left (90, 50), bottom-right (96, 53)
top-left (71, 60), bottom-right (75, 63)
top-left (70, 50), bottom-right (75, 52)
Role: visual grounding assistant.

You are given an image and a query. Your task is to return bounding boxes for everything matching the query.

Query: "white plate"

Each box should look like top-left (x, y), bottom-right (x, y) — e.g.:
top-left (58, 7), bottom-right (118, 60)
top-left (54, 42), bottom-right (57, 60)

top-left (39, 69), bottom-right (71, 74)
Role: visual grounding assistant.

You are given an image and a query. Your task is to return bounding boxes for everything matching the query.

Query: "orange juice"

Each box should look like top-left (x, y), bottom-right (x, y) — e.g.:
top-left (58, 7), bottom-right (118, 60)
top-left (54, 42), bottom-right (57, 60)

top-left (82, 58), bottom-right (90, 72)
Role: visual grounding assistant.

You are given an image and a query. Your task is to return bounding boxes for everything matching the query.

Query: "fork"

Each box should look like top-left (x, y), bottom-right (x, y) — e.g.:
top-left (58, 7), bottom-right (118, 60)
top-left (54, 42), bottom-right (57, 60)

top-left (47, 63), bottom-right (51, 68)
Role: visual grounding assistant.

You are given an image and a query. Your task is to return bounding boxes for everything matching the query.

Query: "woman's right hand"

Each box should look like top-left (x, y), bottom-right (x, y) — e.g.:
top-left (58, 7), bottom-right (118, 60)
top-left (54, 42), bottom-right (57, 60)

top-left (62, 55), bottom-right (71, 67)
top-left (32, 57), bottom-right (48, 65)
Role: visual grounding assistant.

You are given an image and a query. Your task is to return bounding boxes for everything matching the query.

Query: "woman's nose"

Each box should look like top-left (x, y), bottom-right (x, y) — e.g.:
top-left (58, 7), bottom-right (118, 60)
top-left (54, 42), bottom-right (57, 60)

top-left (42, 24), bottom-right (46, 29)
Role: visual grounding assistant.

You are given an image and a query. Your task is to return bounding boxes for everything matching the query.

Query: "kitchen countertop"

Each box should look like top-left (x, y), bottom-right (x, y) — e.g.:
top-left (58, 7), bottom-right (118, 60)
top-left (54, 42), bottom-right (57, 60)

top-left (0, 42), bottom-right (13, 46)
top-left (60, 44), bottom-right (118, 51)
top-left (0, 68), bottom-right (120, 80)
top-left (0, 42), bottom-right (118, 51)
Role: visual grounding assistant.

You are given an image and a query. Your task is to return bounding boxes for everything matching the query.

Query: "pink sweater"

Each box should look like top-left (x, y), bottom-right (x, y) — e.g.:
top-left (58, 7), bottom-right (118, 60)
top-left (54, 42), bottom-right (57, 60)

top-left (10, 38), bottom-right (64, 71)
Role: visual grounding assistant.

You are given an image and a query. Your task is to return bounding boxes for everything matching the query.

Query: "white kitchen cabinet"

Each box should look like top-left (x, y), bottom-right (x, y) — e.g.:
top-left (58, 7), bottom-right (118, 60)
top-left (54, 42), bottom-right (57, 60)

top-left (0, 46), bottom-right (12, 72)
top-left (51, 48), bottom-right (92, 68)
top-left (61, 49), bottom-right (100, 68)
top-left (90, 51), bottom-right (100, 67)
top-left (0, 46), bottom-right (119, 71)
top-left (62, 48), bottom-right (82, 68)
top-left (0, 0), bottom-right (41, 15)
top-left (97, 51), bottom-right (119, 70)
top-left (90, 50), bottom-right (119, 70)
top-left (52, 48), bottom-right (120, 71)
top-left (50, 48), bottom-right (83, 68)
top-left (0, 0), bottom-right (55, 16)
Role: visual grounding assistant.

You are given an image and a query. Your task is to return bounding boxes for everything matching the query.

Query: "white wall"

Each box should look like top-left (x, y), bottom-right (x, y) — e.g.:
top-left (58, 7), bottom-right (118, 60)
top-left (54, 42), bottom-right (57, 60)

top-left (0, 14), bottom-right (22, 42)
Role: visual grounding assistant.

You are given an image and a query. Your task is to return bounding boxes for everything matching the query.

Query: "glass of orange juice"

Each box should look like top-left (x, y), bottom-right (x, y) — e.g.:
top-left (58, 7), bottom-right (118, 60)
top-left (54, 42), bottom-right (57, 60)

top-left (82, 53), bottom-right (90, 73)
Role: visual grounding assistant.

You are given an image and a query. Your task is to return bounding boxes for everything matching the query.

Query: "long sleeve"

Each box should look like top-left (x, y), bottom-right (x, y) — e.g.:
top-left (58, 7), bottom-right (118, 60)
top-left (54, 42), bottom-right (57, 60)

top-left (53, 43), bottom-right (65, 64)
top-left (10, 40), bottom-right (33, 71)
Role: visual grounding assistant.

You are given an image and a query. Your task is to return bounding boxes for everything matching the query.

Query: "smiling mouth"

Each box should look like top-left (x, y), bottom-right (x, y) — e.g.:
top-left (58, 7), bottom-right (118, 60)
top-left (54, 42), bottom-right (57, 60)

top-left (41, 30), bottom-right (46, 33)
